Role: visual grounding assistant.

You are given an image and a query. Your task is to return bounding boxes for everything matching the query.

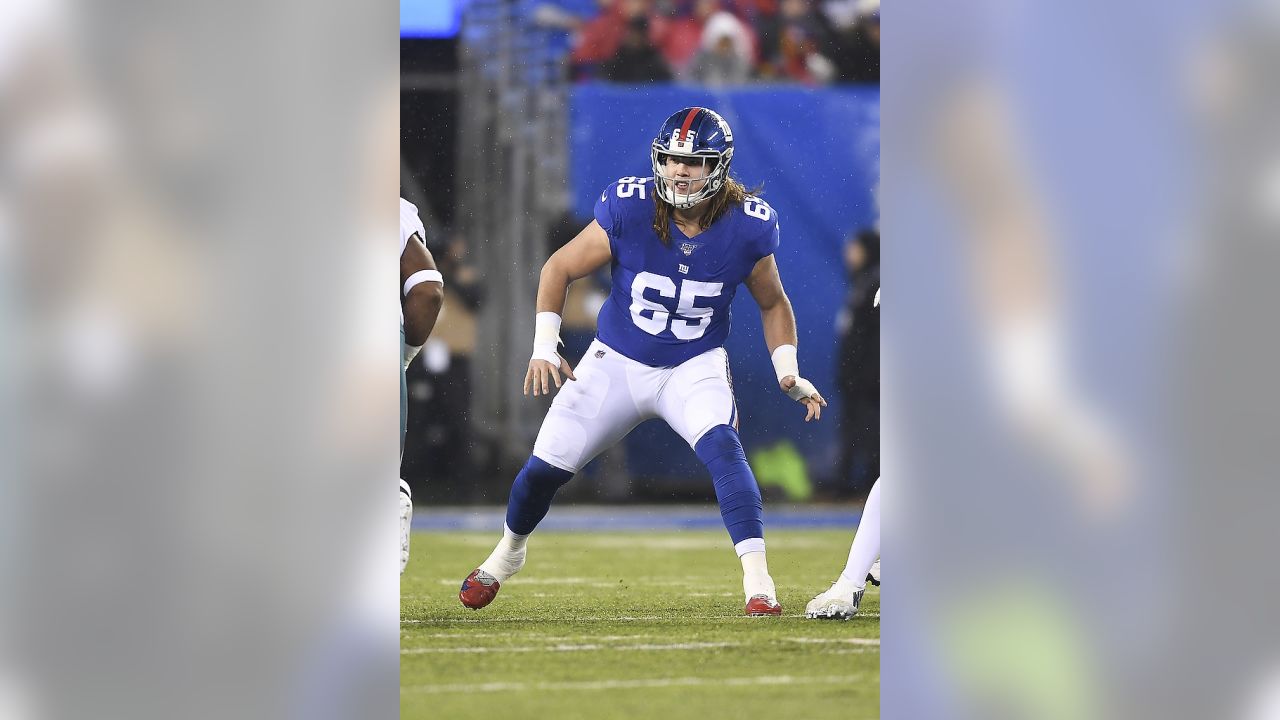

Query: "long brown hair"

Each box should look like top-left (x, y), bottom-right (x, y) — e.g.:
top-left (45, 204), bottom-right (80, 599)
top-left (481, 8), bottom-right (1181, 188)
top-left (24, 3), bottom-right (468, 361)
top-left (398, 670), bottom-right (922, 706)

top-left (652, 177), bottom-right (760, 246)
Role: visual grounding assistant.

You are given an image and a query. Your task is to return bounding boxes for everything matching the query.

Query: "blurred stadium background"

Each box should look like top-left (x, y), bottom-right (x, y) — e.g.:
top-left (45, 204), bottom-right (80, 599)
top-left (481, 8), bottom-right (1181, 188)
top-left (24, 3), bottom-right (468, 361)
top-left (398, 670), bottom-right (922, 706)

top-left (13, 0), bottom-right (1274, 716)
top-left (400, 0), bottom-right (880, 509)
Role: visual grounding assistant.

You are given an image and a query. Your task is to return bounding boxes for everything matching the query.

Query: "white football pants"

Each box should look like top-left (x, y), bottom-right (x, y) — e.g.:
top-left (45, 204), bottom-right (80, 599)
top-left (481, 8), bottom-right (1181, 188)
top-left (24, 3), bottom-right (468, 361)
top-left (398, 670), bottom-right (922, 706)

top-left (533, 339), bottom-right (738, 473)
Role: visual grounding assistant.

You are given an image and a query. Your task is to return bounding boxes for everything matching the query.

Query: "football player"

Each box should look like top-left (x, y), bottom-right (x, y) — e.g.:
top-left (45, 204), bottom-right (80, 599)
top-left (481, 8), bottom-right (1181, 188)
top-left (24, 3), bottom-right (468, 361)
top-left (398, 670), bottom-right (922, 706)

top-left (807, 287), bottom-right (880, 620)
top-left (400, 197), bottom-right (444, 574)
top-left (459, 107), bottom-right (825, 616)
top-left (806, 477), bottom-right (880, 619)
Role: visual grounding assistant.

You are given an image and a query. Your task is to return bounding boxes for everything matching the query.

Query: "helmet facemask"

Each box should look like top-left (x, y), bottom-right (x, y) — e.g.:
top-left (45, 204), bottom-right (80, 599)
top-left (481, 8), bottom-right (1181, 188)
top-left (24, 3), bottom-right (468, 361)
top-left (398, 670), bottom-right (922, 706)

top-left (650, 143), bottom-right (733, 209)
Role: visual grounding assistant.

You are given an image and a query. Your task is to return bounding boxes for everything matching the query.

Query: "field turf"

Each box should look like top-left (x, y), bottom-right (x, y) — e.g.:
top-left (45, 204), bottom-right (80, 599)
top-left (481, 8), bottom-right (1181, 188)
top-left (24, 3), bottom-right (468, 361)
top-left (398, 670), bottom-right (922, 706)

top-left (401, 529), bottom-right (879, 719)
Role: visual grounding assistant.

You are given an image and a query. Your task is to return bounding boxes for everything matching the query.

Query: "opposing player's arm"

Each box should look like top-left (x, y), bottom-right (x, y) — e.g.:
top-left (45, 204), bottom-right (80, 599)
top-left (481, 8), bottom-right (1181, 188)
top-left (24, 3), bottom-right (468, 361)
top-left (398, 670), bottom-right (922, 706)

top-left (401, 232), bottom-right (444, 347)
top-left (525, 220), bottom-right (613, 397)
top-left (745, 254), bottom-right (827, 422)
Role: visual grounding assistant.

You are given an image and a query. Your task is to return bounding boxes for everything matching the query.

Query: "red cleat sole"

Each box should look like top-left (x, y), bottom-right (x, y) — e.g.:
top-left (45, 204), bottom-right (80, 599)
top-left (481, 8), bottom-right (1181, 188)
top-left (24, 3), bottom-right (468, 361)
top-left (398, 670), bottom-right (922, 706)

top-left (745, 595), bottom-right (782, 616)
top-left (459, 570), bottom-right (501, 609)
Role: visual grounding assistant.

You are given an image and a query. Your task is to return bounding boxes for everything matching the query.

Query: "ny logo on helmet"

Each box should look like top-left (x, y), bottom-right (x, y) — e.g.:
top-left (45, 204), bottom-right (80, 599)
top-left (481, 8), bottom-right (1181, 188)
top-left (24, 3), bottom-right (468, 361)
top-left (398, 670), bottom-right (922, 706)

top-left (705, 110), bottom-right (732, 143)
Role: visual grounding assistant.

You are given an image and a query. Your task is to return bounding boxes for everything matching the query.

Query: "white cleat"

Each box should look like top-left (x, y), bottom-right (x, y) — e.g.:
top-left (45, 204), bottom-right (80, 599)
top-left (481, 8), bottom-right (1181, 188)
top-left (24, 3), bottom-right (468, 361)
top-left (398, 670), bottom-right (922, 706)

top-left (805, 584), bottom-right (863, 620)
top-left (867, 558), bottom-right (880, 587)
top-left (399, 480), bottom-right (413, 575)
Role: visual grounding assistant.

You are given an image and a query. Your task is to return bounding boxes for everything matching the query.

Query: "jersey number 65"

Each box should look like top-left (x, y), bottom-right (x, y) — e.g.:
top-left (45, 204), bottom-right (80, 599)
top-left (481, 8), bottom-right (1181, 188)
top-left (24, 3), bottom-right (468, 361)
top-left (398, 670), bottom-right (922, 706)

top-left (630, 272), bottom-right (724, 340)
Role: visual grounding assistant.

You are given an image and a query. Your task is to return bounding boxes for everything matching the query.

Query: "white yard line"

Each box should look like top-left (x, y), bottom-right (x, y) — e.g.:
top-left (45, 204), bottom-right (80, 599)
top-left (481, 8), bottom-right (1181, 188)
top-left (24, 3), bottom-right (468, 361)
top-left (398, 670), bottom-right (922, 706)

top-left (402, 674), bottom-right (864, 694)
top-left (434, 577), bottom-right (620, 587)
top-left (783, 636), bottom-right (880, 646)
top-left (431, 577), bottom-right (740, 588)
top-left (403, 613), bottom-right (875, 623)
top-left (402, 641), bottom-right (735, 655)
top-left (401, 635), bottom-right (879, 654)
top-left (401, 637), bottom-right (879, 652)
top-left (402, 632), bottom-right (663, 641)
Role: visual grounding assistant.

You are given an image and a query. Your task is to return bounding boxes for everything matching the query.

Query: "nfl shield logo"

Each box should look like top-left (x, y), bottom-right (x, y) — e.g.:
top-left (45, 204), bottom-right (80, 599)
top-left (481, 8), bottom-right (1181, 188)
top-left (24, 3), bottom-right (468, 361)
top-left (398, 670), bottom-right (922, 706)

top-left (680, 242), bottom-right (697, 256)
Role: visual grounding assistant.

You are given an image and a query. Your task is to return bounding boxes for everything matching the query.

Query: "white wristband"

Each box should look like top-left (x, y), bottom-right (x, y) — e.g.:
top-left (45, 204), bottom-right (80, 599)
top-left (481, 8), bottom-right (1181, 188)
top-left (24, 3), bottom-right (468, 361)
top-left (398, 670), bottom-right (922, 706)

top-left (402, 341), bottom-right (422, 371)
top-left (403, 269), bottom-right (443, 297)
top-left (770, 344), bottom-right (799, 383)
top-left (531, 312), bottom-right (562, 368)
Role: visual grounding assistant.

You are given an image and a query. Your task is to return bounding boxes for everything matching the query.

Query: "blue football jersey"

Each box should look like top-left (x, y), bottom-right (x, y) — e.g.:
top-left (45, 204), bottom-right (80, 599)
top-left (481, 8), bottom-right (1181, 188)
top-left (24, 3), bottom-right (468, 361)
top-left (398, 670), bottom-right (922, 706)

top-left (593, 176), bottom-right (781, 367)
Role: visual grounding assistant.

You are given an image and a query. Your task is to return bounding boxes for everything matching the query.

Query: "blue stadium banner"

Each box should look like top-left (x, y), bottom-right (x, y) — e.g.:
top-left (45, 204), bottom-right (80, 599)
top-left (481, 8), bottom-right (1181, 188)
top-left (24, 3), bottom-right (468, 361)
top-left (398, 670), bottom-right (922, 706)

top-left (401, 0), bottom-right (465, 38)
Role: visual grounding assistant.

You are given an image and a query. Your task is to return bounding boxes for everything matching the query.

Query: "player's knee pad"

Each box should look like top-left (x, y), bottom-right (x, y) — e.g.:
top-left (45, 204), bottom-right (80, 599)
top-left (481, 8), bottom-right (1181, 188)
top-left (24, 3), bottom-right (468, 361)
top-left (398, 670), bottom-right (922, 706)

top-left (532, 417), bottom-right (590, 474)
top-left (505, 455), bottom-right (575, 535)
top-left (694, 425), bottom-right (763, 544)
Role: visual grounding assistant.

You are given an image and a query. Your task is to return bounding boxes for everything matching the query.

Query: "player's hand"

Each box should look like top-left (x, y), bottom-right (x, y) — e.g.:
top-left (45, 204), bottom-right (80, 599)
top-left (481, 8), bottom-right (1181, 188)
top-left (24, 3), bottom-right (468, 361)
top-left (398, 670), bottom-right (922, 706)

top-left (780, 375), bottom-right (827, 422)
top-left (524, 355), bottom-right (577, 397)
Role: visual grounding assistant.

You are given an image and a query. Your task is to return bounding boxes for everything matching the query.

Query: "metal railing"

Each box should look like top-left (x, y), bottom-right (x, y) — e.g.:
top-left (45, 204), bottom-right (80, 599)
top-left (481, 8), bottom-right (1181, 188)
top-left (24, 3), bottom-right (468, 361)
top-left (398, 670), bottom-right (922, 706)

top-left (456, 0), bottom-right (571, 464)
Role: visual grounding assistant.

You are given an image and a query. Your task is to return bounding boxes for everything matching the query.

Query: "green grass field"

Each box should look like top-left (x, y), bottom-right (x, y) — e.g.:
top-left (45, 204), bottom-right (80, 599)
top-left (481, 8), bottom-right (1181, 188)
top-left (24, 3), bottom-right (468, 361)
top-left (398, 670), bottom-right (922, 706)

top-left (401, 529), bottom-right (879, 719)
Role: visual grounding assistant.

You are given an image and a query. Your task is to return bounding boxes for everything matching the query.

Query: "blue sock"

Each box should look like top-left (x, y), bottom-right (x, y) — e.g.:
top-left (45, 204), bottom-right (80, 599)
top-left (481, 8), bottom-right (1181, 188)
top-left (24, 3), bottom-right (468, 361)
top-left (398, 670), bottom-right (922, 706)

top-left (694, 425), bottom-right (764, 545)
top-left (505, 455), bottom-right (574, 535)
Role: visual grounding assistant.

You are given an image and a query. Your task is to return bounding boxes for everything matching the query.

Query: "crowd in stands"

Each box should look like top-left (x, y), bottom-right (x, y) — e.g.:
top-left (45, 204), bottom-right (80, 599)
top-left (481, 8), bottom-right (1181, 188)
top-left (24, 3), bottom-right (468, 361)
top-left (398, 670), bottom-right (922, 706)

top-left (534, 0), bottom-right (879, 85)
